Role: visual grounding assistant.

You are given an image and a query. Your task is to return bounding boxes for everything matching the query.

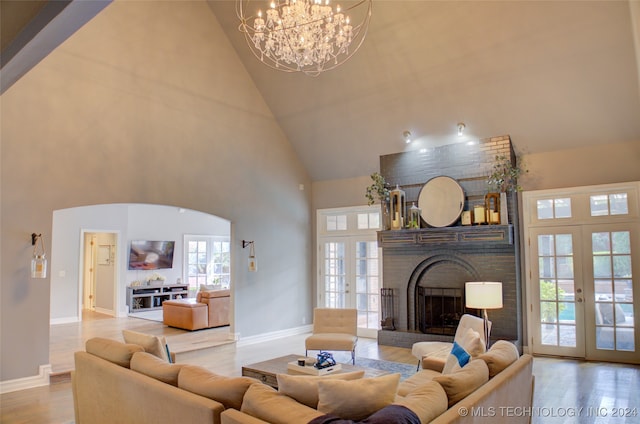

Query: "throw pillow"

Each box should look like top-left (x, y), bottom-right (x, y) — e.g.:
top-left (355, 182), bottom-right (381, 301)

top-left (122, 329), bottom-right (171, 363)
top-left (309, 405), bottom-right (421, 424)
top-left (241, 382), bottom-right (324, 424)
top-left (316, 373), bottom-right (401, 421)
top-left (178, 365), bottom-right (255, 411)
top-left (277, 370), bottom-right (365, 408)
top-left (442, 328), bottom-right (484, 374)
top-left (85, 337), bottom-right (144, 368)
top-left (394, 380), bottom-right (448, 424)
top-left (478, 340), bottom-right (519, 378)
top-left (130, 352), bottom-right (184, 386)
top-left (433, 359), bottom-right (489, 407)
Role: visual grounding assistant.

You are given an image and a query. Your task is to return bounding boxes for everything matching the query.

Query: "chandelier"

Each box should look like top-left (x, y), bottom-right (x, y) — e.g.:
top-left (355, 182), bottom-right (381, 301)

top-left (237, 0), bottom-right (372, 76)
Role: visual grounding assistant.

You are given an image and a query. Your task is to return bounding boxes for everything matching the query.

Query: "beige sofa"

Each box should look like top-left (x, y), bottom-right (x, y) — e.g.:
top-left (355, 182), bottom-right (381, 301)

top-left (221, 341), bottom-right (534, 424)
top-left (72, 337), bottom-right (533, 424)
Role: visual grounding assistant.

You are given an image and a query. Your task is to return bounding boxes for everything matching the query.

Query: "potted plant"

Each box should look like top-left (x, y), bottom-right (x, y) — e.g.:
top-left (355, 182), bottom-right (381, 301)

top-left (365, 172), bottom-right (390, 229)
top-left (487, 155), bottom-right (528, 225)
top-left (487, 154), bottom-right (527, 193)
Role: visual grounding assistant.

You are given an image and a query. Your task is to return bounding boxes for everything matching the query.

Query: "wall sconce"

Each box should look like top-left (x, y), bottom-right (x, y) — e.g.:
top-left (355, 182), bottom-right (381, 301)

top-left (242, 240), bottom-right (257, 272)
top-left (403, 130), bottom-right (412, 144)
top-left (31, 233), bottom-right (48, 279)
top-left (457, 122), bottom-right (466, 137)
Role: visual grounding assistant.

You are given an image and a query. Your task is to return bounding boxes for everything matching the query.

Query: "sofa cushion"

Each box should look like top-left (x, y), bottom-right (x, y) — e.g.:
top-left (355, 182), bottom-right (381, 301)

top-left (85, 337), bottom-right (144, 368)
top-left (478, 340), bottom-right (520, 378)
top-left (393, 380), bottom-right (448, 424)
top-left (396, 368), bottom-right (440, 397)
top-left (130, 351), bottom-right (184, 386)
top-left (433, 359), bottom-right (489, 407)
top-left (122, 329), bottom-right (171, 362)
top-left (277, 370), bottom-right (365, 408)
top-left (178, 365), bottom-right (255, 410)
top-left (442, 328), bottom-right (485, 374)
top-left (241, 382), bottom-right (324, 424)
top-left (316, 373), bottom-right (400, 421)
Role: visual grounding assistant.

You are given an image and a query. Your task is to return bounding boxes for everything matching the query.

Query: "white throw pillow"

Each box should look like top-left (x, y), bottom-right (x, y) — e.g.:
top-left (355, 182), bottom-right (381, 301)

top-left (442, 328), bottom-right (485, 374)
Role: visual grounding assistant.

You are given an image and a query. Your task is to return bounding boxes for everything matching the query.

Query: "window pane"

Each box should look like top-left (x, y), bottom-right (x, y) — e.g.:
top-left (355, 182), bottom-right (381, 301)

top-left (592, 232), bottom-right (611, 254)
top-left (559, 325), bottom-right (576, 347)
top-left (593, 256), bottom-right (612, 278)
top-left (590, 195), bottom-right (609, 216)
top-left (540, 281), bottom-right (557, 301)
top-left (595, 280), bottom-right (613, 301)
top-left (613, 256), bottom-right (631, 278)
top-left (541, 324), bottom-right (558, 345)
top-left (612, 232), bottom-right (630, 254)
top-left (538, 235), bottom-right (555, 256)
top-left (537, 199), bottom-right (554, 219)
top-left (357, 213), bottom-right (368, 229)
top-left (556, 257), bottom-right (574, 279)
top-left (610, 193), bottom-right (628, 215)
top-left (555, 234), bottom-right (573, 256)
top-left (554, 198), bottom-right (572, 218)
top-left (369, 212), bottom-right (380, 229)
top-left (539, 257), bottom-right (555, 279)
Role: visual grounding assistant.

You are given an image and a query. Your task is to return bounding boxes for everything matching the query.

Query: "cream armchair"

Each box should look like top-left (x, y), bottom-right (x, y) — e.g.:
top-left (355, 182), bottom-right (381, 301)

top-left (305, 308), bottom-right (358, 364)
top-left (411, 313), bottom-right (489, 371)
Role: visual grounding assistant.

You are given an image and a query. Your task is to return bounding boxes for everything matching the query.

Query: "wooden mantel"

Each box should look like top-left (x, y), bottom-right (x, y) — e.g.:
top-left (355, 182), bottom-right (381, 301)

top-left (377, 225), bottom-right (514, 248)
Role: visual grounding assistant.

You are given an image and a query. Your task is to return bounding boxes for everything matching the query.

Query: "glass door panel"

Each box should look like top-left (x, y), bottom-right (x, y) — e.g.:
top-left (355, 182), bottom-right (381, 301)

top-left (530, 227), bottom-right (585, 357)
top-left (323, 241), bottom-right (346, 308)
top-left (355, 240), bottom-right (380, 338)
top-left (586, 225), bottom-right (637, 363)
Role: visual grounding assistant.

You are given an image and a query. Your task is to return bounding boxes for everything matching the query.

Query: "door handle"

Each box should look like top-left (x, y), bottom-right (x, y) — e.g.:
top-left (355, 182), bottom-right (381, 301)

top-left (576, 288), bottom-right (583, 294)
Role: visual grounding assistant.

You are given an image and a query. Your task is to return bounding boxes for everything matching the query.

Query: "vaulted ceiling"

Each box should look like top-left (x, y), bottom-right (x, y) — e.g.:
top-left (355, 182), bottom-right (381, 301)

top-left (3, 1), bottom-right (640, 181)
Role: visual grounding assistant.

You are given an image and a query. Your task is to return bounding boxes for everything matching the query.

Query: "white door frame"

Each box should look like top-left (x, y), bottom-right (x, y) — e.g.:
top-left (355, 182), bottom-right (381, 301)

top-left (317, 205), bottom-right (382, 339)
top-left (523, 182), bottom-right (639, 363)
top-left (78, 230), bottom-right (120, 319)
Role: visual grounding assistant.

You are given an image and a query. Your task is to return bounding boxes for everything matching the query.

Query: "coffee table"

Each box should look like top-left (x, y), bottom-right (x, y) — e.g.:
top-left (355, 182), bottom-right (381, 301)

top-left (241, 354), bottom-right (389, 388)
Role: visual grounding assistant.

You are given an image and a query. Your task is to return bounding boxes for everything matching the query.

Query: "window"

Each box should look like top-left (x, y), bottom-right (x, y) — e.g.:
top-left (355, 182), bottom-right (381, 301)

top-left (537, 198), bottom-right (572, 220)
top-left (590, 193), bottom-right (629, 217)
top-left (184, 236), bottom-right (230, 293)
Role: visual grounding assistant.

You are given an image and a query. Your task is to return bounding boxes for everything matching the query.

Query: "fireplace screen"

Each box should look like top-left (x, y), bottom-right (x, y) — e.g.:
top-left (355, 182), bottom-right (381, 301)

top-left (417, 287), bottom-right (464, 335)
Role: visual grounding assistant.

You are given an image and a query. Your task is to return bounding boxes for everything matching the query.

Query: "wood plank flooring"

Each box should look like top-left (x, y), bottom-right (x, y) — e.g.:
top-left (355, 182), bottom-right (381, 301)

top-left (1, 312), bottom-right (639, 423)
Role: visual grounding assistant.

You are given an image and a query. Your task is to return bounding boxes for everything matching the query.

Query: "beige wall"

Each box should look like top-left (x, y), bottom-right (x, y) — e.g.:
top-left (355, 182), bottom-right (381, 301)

top-left (1, 0), bottom-right (312, 382)
top-left (520, 140), bottom-right (640, 190)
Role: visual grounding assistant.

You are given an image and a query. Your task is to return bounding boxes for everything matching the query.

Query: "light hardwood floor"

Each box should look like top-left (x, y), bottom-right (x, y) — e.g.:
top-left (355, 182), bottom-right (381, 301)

top-left (1, 312), bottom-right (639, 424)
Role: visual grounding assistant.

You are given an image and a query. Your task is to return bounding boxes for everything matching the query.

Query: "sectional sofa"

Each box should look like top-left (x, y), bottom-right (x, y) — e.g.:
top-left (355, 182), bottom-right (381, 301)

top-left (72, 337), bottom-right (534, 424)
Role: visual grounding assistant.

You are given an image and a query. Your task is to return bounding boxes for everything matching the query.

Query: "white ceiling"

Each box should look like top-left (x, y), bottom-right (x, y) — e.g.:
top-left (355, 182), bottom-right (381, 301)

top-left (208, 0), bottom-right (640, 181)
top-left (3, 1), bottom-right (640, 182)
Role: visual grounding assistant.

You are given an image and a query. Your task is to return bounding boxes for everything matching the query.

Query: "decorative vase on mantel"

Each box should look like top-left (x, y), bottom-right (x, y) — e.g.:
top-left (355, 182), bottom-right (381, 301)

top-left (500, 192), bottom-right (509, 225)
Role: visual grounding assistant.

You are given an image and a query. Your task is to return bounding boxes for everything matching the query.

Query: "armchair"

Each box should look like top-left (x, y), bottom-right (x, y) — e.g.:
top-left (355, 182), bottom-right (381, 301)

top-left (411, 314), bottom-right (489, 371)
top-left (305, 308), bottom-right (358, 364)
top-left (163, 289), bottom-right (230, 331)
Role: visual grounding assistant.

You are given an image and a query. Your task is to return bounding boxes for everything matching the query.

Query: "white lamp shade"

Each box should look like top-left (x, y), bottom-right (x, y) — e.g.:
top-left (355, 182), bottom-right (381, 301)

top-left (465, 282), bottom-right (503, 309)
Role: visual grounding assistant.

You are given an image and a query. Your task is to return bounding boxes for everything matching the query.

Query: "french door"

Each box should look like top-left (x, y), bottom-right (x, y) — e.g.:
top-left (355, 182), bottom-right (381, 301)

top-left (317, 206), bottom-right (382, 339)
top-left (525, 183), bottom-right (639, 364)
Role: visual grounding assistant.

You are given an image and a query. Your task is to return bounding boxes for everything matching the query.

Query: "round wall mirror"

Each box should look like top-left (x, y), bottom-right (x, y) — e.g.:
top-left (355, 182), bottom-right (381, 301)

top-left (418, 176), bottom-right (465, 227)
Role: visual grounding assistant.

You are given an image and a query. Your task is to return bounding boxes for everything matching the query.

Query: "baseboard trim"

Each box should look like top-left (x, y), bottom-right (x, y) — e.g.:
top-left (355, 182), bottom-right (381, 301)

top-left (236, 324), bottom-right (312, 347)
top-left (50, 316), bottom-right (79, 325)
top-left (0, 364), bottom-right (51, 394)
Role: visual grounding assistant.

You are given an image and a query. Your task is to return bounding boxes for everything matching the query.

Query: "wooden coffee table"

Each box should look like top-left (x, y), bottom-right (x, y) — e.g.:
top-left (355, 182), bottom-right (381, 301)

top-left (241, 354), bottom-right (389, 388)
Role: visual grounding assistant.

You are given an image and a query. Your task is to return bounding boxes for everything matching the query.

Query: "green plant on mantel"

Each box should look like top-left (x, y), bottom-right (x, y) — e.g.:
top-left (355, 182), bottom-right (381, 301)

top-left (365, 172), bottom-right (390, 206)
top-left (487, 154), bottom-right (528, 193)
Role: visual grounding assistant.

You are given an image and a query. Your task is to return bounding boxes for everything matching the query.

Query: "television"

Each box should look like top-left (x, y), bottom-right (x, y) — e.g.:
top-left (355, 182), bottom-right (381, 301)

top-left (128, 240), bottom-right (175, 270)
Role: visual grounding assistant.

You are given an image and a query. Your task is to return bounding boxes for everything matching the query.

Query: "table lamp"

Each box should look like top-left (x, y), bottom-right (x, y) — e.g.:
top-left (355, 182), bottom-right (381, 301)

top-left (465, 282), bottom-right (503, 348)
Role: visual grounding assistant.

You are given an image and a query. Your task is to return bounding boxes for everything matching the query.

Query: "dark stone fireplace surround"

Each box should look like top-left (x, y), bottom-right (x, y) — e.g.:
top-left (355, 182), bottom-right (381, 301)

top-left (377, 135), bottom-right (523, 351)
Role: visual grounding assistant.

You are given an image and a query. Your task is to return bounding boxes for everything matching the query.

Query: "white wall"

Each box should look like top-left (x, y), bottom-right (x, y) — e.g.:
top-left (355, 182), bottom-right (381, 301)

top-left (1, 0), bottom-right (312, 384)
top-left (50, 204), bottom-right (230, 323)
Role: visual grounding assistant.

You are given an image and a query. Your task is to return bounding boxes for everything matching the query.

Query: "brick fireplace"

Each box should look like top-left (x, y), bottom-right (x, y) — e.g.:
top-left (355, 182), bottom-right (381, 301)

top-left (376, 136), bottom-right (523, 351)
